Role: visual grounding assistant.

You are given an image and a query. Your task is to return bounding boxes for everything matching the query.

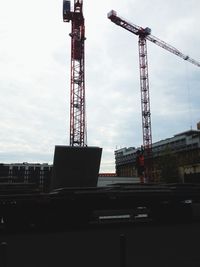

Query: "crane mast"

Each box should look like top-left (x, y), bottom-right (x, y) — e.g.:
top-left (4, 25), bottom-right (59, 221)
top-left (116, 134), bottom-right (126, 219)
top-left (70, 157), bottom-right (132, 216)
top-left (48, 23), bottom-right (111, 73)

top-left (138, 36), bottom-right (152, 158)
top-left (108, 10), bottom-right (200, 180)
top-left (63, 0), bottom-right (87, 146)
top-left (108, 10), bottom-right (153, 178)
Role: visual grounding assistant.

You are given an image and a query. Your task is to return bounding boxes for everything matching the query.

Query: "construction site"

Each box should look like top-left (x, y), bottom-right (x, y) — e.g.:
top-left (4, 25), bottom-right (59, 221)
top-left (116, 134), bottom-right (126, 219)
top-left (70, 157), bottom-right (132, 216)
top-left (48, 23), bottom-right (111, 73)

top-left (0, 1), bottom-right (200, 266)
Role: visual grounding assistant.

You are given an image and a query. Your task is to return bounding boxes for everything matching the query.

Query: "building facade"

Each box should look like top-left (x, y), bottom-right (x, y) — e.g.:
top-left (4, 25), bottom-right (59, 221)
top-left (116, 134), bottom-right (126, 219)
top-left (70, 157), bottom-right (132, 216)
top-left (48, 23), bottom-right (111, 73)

top-left (115, 129), bottom-right (200, 183)
top-left (0, 162), bottom-right (53, 192)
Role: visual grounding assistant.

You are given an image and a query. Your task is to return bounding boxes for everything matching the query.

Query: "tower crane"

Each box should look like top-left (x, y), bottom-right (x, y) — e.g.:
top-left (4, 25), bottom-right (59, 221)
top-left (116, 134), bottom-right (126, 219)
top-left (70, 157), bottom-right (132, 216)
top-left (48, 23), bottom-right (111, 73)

top-left (63, 0), bottom-right (87, 146)
top-left (108, 10), bottom-right (200, 179)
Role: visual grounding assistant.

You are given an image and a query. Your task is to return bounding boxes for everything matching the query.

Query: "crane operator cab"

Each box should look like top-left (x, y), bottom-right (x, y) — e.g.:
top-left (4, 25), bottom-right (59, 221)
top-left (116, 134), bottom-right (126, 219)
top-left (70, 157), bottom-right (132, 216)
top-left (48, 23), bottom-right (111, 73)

top-left (63, 0), bottom-right (71, 22)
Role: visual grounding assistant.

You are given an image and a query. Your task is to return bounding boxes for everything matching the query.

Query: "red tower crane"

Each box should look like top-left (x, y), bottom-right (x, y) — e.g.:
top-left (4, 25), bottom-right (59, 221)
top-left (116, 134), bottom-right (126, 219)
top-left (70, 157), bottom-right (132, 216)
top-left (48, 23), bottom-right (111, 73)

top-left (63, 0), bottom-right (87, 146)
top-left (108, 10), bottom-right (200, 179)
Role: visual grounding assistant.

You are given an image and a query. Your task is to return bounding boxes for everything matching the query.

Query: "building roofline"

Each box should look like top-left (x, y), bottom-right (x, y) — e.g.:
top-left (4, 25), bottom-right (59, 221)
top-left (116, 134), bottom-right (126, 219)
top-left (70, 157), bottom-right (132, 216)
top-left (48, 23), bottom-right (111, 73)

top-left (174, 129), bottom-right (200, 137)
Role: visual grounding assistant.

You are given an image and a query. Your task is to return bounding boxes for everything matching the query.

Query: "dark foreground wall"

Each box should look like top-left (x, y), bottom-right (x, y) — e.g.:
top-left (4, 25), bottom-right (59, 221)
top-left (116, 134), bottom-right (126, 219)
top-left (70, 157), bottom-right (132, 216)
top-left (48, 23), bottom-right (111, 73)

top-left (1, 183), bottom-right (200, 266)
top-left (1, 222), bottom-right (200, 267)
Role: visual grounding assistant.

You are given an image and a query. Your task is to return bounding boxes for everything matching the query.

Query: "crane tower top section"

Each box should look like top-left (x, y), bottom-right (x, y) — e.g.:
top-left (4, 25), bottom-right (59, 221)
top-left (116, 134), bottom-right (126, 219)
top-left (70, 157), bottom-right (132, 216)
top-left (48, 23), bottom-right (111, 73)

top-left (63, 0), bottom-right (84, 22)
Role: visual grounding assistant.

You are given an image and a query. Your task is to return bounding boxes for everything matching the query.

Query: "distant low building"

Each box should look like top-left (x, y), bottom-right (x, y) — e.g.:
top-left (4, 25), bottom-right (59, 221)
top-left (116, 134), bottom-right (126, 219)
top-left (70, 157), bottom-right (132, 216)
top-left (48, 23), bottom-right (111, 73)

top-left (115, 128), bottom-right (200, 183)
top-left (0, 162), bottom-right (52, 192)
top-left (115, 147), bottom-right (138, 177)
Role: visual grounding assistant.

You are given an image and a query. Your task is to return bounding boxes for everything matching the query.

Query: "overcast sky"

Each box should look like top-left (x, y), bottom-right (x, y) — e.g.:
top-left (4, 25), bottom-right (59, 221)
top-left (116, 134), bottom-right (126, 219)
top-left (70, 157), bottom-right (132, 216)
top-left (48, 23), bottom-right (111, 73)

top-left (0, 0), bottom-right (200, 172)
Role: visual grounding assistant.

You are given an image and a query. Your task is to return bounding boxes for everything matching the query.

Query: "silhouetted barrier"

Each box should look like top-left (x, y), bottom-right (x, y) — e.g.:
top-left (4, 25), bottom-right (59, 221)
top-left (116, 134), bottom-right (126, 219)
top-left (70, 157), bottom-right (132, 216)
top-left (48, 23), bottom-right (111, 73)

top-left (51, 145), bottom-right (102, 190)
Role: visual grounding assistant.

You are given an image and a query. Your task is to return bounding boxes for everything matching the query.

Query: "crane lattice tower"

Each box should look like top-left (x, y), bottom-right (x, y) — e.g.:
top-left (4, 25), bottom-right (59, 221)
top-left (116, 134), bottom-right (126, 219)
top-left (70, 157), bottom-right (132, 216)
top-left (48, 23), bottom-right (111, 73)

top-left (63, 0), bottom-right (87, 146)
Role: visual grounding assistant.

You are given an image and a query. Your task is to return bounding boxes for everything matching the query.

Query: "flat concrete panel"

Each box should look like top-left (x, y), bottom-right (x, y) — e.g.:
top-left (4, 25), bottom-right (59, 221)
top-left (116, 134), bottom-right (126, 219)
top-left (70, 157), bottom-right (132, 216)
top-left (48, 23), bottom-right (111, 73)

top-left (51, 146), bottom-right (102, 190)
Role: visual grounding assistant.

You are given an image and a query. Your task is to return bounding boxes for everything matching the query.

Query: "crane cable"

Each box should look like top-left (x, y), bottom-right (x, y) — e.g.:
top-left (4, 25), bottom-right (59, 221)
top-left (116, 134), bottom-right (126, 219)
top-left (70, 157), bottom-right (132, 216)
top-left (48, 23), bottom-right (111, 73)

top-left (185, 62), bottom-right (193, 130)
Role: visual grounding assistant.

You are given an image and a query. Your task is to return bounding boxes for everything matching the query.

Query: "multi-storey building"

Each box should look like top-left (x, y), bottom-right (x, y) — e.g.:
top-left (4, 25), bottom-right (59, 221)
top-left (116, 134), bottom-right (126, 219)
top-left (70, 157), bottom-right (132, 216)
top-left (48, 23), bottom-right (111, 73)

top-left (115, 127), bottom-right (200, 183)
top-left (0, 162), bottom-right (52, 192)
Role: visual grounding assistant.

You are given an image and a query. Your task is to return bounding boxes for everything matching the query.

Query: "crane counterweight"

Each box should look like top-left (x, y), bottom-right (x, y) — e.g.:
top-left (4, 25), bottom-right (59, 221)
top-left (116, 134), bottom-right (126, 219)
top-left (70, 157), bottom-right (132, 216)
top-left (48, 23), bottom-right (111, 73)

top-left (63, 0), bottom-right (71, 22)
